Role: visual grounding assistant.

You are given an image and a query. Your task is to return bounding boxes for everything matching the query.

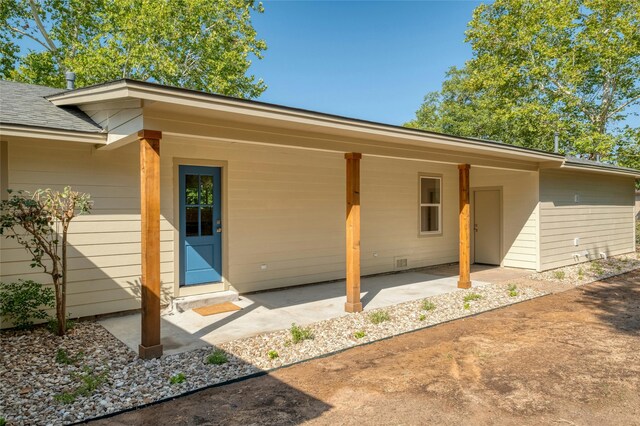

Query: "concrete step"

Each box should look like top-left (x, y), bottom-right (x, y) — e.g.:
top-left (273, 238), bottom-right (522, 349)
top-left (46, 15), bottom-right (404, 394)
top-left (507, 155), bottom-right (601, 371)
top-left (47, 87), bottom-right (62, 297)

top-left (171, 291), bottom-right (239, 313)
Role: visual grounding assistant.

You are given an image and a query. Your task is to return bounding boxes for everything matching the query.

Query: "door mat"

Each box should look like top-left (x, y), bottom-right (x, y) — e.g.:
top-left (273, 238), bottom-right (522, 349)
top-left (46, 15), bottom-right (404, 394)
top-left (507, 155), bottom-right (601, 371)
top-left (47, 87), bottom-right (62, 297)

top-left (193, 301), bottom-right (241, 316)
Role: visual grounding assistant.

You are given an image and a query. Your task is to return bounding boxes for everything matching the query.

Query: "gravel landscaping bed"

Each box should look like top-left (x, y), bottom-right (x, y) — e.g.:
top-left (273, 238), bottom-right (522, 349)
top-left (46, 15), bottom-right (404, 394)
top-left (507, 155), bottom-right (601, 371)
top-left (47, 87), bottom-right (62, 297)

top-left (1, 282), bottom-right (546, 425)
top-left (530, 252), bottom-right (640, 285)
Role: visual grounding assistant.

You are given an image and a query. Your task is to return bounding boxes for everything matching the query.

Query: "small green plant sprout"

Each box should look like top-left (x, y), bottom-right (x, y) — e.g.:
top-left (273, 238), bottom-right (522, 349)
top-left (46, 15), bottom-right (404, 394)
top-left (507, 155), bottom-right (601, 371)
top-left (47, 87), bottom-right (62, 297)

top-left (507, 284), bottom-right (518, 297)
top-left (422, 300), bottom-right (436, 311)
top-left (418, 314), bottom-right (426, 321)
top-left (0, 417), bottom-right (5, 426)
top-left (169, 373), bottom-right (186, 385)
top-left (553, 270), bottom-right (566, 280)
top-left (590, 261), bottom-right (605, 275)
top-left (54, 392), bottom-right (76, 404)
top-left (463, 302), bottom-right (471, 310)
top-left (267, 350), bottom-right (279, 360)
top-left (55, 348), bottom-right (83, 365)
top-left (290, 323), bottom-right (314, 344)
top-left (463, 293), bottom-right (483, 303)
top-left (206, 349), bottom-right (228, 365)
top-left (353, 330), bottom-right (366, 339)
top-left (577, 268), bottom-right (585, 279)
top-left (368, 310), bottom-right (391, 324)
top-left (55, 366), bottom-right (108, 403)
top-left (0, 280), bottom-right (54, 329)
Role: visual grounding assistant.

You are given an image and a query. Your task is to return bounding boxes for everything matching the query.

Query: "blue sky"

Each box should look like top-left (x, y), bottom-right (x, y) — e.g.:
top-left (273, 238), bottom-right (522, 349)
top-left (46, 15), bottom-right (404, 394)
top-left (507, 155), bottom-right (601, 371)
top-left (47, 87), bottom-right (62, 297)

top-left (251, 1), bottom-right (481, 125)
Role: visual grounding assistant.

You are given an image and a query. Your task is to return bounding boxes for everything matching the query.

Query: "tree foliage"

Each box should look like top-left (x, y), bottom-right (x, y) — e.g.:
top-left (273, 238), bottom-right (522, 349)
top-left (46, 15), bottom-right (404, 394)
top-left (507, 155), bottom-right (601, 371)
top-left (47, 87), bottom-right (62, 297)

top-left (1, 0), bottom-right (267, 98)
top-left (406, 0), bottom-right (640, 167)
top-left (0, 187), bottom-right (92, 336)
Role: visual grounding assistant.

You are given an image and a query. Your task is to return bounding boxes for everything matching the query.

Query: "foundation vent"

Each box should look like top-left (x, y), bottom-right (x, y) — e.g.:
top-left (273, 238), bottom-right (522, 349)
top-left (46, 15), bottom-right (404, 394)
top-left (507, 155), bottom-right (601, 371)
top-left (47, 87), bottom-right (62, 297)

top-left (394, 257), bottom-right (409, 270)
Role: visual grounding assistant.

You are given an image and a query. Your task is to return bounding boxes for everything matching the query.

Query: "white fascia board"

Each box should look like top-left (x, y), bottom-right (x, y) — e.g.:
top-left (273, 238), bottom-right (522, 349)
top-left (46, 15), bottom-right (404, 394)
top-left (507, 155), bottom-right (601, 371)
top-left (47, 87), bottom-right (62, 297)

top-left (561, 163), bottom-right (640, 178)
top-left (0, 124), bottom-right (106, 144)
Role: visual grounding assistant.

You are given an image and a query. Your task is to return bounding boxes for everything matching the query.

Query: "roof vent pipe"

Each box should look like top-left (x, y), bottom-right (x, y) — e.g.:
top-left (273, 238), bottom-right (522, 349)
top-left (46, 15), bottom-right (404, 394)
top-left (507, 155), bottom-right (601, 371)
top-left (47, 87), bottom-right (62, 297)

top-left (554, 132), bottom-right (559, 153)
top-left (65, 71), bottom-right (76, 90)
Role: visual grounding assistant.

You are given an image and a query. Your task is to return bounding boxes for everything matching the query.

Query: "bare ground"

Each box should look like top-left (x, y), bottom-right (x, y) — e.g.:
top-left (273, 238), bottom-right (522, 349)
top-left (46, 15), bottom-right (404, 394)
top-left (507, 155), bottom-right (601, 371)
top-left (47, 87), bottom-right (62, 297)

top-left (91, 270), bottom-right (640, 426)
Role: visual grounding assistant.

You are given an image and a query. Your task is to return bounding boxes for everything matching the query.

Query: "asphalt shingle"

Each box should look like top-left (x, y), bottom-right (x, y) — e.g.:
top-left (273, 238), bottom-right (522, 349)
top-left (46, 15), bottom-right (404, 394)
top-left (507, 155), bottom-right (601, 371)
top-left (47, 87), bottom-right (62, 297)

top-left (0, 80), bottom-right (102, 133)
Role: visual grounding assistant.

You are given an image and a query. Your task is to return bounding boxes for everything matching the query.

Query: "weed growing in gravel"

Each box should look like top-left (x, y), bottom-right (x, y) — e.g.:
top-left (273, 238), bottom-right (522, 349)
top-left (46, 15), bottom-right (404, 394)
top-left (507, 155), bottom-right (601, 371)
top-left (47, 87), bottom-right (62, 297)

top-left (267, 350), bottom-right (279, 359)
top-left (47, 318), bottom-right (75, 335)
top-left (290, 323), bottom-right (314, 344)
top-left (463, 302), bottom-right (471, 310)
top-left (422, 300), bottom-right (436, 311)
top-left (591, 261), bottom-right (605, 275)
top-left (368, 311), bottom-right (390, 324)
top-left (170, 373), bottom-right (186, 385)
top-left (463, 293), bottom-right (482, 303)
top-left (206, 349), bottom-right (228, 365)
top-left (354, 330), bottom-right (366, 339)
top-left (553, 270), bottom-right (565, 280)
top-left (0, 418), bottom-right (5, 426)
top-left (54, 392), bottom-right (76, 404)
top-left (54, 366), bottom-right (109, 403)
top-left (55, 348), bottom-right (83, 365)
top-left (418, 314), bottom-right (426, 321)
top-left (507, 284), bottom-right (518, 297)
top-left (577, 268), bottom-right (585, 279)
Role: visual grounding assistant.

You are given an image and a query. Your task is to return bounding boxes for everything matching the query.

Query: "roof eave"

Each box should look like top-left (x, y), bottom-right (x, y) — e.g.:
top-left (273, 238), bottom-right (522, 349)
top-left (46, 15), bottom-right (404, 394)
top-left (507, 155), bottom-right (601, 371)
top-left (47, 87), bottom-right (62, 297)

top-left (0, 123), bottom-right (107, 144)
top-left (561, 162), bottom-right (640, 178)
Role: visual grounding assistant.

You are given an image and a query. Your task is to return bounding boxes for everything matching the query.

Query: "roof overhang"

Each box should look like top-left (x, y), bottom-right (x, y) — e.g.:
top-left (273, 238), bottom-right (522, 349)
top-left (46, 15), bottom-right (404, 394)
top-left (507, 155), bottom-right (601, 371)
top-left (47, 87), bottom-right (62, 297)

top-left (561, 161), bottom-right (640, 178)
top-left (0, 123), bottom-right (106, 144)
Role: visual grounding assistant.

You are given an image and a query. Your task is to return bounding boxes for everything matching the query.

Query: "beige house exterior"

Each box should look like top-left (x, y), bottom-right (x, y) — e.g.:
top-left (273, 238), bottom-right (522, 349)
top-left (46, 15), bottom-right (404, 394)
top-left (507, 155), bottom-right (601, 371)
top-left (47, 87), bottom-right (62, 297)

top-left (1, 79), bottom-right (638, 357)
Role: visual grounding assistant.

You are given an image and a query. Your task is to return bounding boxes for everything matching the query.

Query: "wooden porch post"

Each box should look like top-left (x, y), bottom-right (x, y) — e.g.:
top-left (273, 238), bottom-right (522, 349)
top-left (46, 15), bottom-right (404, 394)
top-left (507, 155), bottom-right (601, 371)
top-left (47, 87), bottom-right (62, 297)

top-left (458, 164), bottom-right (471, 289)
top-left (345, 153), bottom-right (362, 313)
top-left (138, 130), bottom-right (163, 359)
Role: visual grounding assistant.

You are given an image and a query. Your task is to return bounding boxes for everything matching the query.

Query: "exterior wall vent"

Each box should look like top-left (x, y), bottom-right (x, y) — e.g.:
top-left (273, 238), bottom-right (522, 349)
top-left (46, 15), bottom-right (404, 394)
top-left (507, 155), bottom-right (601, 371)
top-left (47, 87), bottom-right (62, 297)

top-left (394, 257), bottom-right (409, 270)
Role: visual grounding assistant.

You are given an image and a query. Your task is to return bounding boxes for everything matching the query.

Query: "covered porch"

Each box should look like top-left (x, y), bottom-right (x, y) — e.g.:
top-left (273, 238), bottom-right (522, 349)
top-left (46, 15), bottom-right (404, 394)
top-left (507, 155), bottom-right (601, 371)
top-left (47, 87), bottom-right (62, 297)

top-left (100, 264), bottom-right (531, 355)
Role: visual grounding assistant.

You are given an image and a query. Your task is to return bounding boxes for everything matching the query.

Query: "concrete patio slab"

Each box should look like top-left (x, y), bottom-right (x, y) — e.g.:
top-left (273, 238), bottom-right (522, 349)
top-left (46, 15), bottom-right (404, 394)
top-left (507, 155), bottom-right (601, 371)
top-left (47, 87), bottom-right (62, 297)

top-left (99, 268), bottom-right (505, 356)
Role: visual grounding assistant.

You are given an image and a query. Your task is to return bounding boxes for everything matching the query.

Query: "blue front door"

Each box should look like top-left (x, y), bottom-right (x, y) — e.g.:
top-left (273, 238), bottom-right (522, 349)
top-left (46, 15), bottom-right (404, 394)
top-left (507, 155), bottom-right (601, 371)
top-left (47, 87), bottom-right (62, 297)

top-left (179, 165), bottom-right (222, 286)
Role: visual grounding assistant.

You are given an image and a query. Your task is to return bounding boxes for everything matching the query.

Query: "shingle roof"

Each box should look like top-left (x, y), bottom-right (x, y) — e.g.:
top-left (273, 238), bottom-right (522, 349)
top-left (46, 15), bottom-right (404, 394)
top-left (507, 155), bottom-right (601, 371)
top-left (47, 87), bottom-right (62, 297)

top-left (0, 80), bottom-right (102, 133)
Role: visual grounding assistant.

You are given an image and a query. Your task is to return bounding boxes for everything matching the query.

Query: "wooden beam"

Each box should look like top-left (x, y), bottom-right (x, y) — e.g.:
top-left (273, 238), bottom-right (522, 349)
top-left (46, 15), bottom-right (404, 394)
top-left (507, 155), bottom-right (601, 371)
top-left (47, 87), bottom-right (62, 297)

top-left (458, 164), bottom-right (471, 289)
top-left (138, 130), bottom-right (163, 359)
top-left (345, 152), bottom-right (363, 312)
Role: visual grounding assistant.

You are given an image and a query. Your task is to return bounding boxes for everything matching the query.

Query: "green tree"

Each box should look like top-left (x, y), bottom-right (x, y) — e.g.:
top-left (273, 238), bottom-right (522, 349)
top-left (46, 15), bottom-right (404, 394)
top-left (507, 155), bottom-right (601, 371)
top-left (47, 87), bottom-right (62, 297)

top-left (1, 0), bottom-right (267, 98)
top-left (0, 187), bottom-right (92, 336)
top-left (407, 0), bottom-right (640, 166)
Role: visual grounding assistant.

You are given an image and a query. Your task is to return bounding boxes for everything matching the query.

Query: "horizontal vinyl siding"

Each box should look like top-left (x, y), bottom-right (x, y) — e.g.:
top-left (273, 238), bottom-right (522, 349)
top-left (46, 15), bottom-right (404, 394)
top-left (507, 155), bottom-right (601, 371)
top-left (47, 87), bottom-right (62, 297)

top-left (0, 141), bottom-right (173, 320)
top-left (161, 138), bottom-right (460, 293)
top-left (539, 169), bottom-right (636, 271)
top-left (470, 168), bottom-right (539, 270)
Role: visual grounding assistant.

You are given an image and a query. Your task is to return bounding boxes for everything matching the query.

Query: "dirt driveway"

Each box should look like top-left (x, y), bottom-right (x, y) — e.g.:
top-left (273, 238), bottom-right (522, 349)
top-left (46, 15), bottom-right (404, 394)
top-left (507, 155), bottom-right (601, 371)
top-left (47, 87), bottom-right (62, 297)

top-left (92, 271), bottom-right (640, 426)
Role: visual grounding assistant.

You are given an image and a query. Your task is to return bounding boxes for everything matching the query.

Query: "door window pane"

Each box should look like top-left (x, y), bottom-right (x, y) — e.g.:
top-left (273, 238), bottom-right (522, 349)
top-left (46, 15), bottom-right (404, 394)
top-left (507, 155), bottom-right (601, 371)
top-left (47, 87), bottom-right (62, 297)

top-left (186, 206), bottom-right (199, 236)
top-left (201, 206), bottom-right (213, 236)
top-left (185, 175), bottom-right (199, 205)
top-left (421, 206), bottom-right (439, 233)
top-left (200, 175), bottom-right (214, 205)
top-left (421, 178), bottom-right (440, 204)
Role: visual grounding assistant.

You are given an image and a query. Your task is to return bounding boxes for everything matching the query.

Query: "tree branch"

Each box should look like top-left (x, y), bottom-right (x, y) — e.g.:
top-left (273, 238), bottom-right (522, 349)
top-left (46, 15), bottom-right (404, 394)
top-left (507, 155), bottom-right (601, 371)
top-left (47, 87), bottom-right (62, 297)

top-left (28, 0), bottom-right (57, 52)
top-left (8, 26), bottom-right (51, 50)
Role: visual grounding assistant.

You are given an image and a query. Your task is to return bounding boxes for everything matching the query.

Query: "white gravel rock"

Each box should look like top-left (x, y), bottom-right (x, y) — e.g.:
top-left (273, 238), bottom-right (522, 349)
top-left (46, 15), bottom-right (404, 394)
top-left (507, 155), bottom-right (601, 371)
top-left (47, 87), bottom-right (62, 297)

top-left (1, 282), bottom-right (549, 425)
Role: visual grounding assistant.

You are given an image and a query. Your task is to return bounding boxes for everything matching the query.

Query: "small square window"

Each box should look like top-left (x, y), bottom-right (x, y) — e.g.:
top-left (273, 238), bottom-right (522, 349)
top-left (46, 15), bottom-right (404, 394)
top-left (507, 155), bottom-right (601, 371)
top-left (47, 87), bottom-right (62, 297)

top-left (420, 176), bottom-right (442, 234)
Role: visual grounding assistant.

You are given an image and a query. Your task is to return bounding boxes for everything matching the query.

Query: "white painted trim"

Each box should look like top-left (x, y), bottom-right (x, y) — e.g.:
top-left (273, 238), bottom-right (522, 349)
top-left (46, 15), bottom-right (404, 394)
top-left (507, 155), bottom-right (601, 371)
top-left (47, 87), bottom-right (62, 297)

top-left (0, 124), bottom-right (106, 144)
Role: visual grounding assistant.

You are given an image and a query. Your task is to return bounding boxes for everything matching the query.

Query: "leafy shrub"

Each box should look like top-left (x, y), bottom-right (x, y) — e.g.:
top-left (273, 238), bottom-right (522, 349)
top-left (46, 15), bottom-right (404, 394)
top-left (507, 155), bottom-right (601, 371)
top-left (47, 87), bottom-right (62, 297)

top-left (206, 349), bottom-right (228, 365)
top-left (368, 311), bottom-right (390, 324)
top-left (0, 280), bottom-right (54, 329)
top-left (170, 373), bottom-right (186, 385)
top-left (267, 350), bottom-right (279, 360)
top-left (353, 330), bottom-right (366, 339)
top-left (290, 323), bottom-right (314, 344)
top-left (422, 300), bottom-right (436, 311)
top-left (463, 293), bottom-right (483, 303)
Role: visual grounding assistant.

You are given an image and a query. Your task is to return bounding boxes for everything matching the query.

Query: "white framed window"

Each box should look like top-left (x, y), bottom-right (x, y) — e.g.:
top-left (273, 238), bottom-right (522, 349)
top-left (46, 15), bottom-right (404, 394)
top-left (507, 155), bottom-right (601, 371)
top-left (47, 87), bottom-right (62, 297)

top-left (419, 176), bottom-right (442, 235)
